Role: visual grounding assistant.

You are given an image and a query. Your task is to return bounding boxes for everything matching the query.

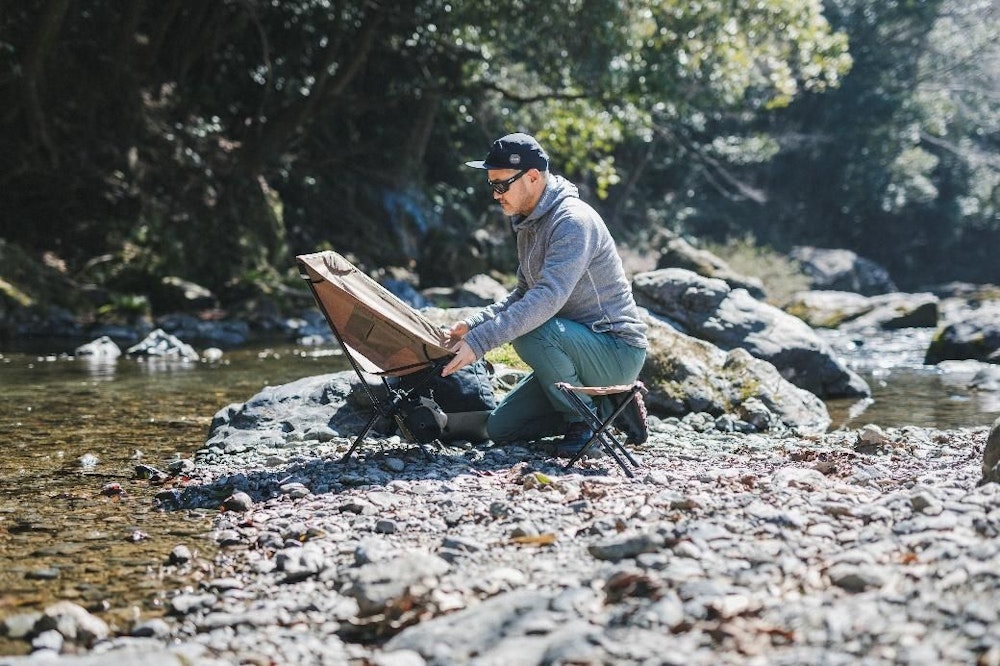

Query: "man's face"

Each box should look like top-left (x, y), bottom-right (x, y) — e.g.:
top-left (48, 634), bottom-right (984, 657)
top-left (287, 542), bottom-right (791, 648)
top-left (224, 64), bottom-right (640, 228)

top-left (487, 168), bottom-right (536, 216)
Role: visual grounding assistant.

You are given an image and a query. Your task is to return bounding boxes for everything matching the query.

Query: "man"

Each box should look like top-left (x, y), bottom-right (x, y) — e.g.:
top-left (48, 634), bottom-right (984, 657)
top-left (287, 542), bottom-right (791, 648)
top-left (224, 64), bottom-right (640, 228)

top-left (442, 132), bottom-right (647, 455)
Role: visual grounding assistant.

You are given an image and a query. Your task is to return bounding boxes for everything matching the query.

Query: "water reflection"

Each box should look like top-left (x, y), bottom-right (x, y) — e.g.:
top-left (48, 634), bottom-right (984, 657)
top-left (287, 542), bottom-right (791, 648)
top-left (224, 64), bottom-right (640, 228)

top-left (81, 357), bottom-right (119, 381)
top-left (133, 356), bottom-right (199, 376)
top-left (818, 327), bottom-right (1000, 430)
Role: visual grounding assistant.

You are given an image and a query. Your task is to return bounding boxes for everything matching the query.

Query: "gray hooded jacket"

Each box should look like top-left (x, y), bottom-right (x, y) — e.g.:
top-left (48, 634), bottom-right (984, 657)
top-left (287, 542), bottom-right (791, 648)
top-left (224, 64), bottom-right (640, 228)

top-left (463, 174), bottom-right (648, 358)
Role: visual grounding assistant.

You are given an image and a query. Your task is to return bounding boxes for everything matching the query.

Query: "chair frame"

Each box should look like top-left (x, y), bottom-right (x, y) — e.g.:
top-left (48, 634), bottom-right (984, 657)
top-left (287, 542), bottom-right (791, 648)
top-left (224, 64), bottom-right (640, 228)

top-left (327, 314), bottom-right (447, 462)
top-left (298, 253), bottom-right (454, 462)
top-left (554, 381), bottom-right (646, 478)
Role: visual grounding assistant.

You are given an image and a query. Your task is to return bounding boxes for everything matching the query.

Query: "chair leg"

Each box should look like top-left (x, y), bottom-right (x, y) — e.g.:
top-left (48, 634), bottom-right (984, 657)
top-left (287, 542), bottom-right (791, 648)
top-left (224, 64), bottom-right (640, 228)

top-left (340, 361), bottom-right (449, 462)
top-left (340, 411), bottom-right (381, 463)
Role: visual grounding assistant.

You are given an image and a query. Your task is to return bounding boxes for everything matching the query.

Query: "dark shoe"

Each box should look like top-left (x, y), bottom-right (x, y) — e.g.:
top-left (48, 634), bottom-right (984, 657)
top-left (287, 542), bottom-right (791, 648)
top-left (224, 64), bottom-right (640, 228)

top-left (613, 386), bottom-right (648, 445)
top-left (555, 422), bottom-right (602, 459)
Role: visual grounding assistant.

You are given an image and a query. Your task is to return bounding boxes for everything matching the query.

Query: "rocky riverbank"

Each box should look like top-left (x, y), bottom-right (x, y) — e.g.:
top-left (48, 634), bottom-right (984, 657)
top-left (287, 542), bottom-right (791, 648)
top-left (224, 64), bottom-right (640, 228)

top-left (2, 371), bottom-right (998, 666)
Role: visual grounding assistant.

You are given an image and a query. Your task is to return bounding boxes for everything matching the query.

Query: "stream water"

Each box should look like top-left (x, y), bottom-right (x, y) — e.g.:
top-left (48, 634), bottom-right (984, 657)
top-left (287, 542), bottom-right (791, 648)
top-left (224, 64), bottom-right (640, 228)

top-left (0, 329), bottom-right (997, 654)
top-left (0, 341), bottom-right (349, 653)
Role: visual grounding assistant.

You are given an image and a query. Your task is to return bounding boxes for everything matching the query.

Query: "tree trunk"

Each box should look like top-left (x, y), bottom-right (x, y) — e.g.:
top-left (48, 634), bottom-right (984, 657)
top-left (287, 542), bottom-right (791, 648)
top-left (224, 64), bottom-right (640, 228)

top-left (21, 0), bottom-right (71, 169)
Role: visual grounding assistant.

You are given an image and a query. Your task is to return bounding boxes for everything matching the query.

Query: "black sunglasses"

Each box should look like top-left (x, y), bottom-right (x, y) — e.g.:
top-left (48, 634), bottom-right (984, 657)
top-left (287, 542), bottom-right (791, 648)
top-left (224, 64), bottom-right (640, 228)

top-left (488, 170), bottom-right (527, 194)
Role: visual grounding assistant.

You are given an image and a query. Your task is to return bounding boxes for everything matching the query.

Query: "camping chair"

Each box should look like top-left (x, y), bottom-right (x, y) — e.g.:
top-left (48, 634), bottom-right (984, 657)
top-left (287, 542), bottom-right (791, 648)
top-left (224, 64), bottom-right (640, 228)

top-left (554, 381), bottom-right (648, 478)
top-left (297, 250), bottom-right (455, 462)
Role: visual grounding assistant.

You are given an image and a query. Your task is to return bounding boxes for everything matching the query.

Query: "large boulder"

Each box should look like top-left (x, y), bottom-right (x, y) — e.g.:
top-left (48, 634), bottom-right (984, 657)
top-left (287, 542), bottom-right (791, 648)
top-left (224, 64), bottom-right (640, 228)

top-left (790, 246), bottom-right (897, 296)
top-left (786, 290), bottom-right (938, 331)
top-left (938, 360), bottom-right (1000, 397)
top-left (783, 290), bottom-right (872, 328)
top-left (201, 309), bottom-right (832, 458)
top-left (199, 372), bottom-right (377, 469)
top-left (157, 313), bottom-right (250, 347)
top-left (421, 274), bottom-right (511, 309)
top-left (633, 268), bottom-right (869, 399)
top-left (654, 233), bottom-right (766, 300)
top-left (925, 300), bottom-right (1000, 365)
top-left (640, 313), bottom-right (831, 434)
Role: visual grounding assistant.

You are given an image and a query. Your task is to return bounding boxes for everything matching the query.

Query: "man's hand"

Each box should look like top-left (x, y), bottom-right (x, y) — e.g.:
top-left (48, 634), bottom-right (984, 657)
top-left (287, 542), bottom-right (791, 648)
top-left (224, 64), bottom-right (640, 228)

top-left (446, 321), bottom-right (469, 346)
top-left (442, 339), bottom-right (476, 377)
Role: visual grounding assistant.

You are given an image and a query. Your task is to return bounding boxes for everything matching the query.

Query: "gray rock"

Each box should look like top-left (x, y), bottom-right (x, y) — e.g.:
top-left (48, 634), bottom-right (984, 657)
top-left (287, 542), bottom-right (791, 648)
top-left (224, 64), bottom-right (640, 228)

top-left (31, 629), bottom-right (63, 652)
top-left (74, 335), bottom-right (121, 359)
top-left (125, 328), bottom-right (199, 360)
top-left (342, 552), bottom-right (450, 617)
top-left (655, 232), bottom-right (767, 299)
top-left (168, 544), bottom-right (193, 565)
top-left (926, 299), bottom-right (1000, 364)
top-left (790, 246), bottom-right (897, 296)
top-left (34, 601), bottom-right (109, 646)
top-left (167, 458), bottom-right (196, 475)
top-left (641, 315), bottom-right (832, 434)
top-left (1, 612), bottom-right (41, 640)
top-left (222, 491), bottom-right (254, 512)
top-left (788, 290), bottom-right (939, 330)
top-left (384, 590), bottom-right (553, 660)
top-left (130, 618), bottom-right (171, 638)
top-left (276, 544), bottom-right (328, 583)
top-left (589, 532), bottom-right (666, 561)
top-left (167, 593), bottom-right (216, 616)
top-left (827, 562), bottom-right (889, 592)
top-left (633, 268), bottom-right (869, 398)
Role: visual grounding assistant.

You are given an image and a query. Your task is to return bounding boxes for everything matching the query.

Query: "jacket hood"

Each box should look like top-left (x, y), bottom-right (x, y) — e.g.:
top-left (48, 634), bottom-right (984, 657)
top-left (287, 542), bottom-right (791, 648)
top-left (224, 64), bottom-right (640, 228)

top-left (511, 175), bottom-right (578, 231)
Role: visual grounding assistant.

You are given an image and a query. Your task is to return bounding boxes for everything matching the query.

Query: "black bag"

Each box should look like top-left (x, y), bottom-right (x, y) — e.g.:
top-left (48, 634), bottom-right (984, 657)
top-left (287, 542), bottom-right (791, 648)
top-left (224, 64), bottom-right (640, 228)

top-left (390, 359), bottom-right (497, 443)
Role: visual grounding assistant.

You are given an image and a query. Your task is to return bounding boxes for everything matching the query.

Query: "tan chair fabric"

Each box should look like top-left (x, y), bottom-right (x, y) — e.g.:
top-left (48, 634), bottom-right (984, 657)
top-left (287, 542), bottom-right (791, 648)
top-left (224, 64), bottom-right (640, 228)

top-left (297, 251), bottom-right (454, 377)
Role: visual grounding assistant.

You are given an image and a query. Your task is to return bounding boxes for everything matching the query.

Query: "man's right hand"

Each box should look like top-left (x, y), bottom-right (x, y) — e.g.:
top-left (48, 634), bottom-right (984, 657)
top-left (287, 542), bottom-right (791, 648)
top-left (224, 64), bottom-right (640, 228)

top-left (446, 321), bottom-right (469, 346)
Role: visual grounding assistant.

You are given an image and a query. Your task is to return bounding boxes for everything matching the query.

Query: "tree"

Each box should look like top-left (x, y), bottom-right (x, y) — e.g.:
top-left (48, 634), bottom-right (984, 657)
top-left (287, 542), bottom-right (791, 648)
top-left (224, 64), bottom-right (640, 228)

top-left (694, 0), bottom-right (999, 287)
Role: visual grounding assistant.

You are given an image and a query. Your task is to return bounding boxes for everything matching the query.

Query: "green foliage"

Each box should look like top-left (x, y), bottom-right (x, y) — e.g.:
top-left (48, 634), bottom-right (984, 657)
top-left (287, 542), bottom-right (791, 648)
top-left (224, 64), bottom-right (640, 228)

top-left (484, 343), bottom-right (528, 371)
top-left (701, 0), bottom-right (999, 287)
top-left (96, 294), bottom-right (151, 322)
top-left (0, 0), bottom-right (995, 318)
top-left (705, 237), bottom-right (812, 306)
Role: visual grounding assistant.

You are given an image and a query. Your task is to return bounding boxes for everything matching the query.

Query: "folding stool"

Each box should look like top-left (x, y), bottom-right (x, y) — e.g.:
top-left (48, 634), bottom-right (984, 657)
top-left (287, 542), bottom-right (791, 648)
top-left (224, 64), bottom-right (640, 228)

top-left (554, 381), bottom-right (648, 478)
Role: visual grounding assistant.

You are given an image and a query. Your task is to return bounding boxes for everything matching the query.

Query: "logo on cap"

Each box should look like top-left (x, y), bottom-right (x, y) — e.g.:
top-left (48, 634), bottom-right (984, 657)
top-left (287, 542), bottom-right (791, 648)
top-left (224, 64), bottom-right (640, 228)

top-left (509, 154), bottom-right (521, 165)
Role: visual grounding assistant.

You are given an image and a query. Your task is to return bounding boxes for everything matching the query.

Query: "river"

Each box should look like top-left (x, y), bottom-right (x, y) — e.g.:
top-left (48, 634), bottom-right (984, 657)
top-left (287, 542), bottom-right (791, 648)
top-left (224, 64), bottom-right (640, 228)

top-left (0, 328), bottom-right (997, 654)
top-left (0, 341), bottom-right (348, 654)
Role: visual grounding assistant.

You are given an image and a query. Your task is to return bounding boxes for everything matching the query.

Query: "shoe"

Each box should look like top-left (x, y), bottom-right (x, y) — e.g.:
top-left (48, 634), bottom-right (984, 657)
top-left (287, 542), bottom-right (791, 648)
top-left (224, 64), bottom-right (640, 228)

top-left (613, 386), bottom-right (648, 445)
top-left (555, 422), bottom-right (601, 459)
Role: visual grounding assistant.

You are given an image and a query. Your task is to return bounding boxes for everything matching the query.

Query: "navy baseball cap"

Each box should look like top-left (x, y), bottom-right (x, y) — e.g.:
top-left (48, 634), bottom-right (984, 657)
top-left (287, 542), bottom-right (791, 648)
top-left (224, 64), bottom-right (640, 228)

top-left (465, 133), bottom-right (549, 171)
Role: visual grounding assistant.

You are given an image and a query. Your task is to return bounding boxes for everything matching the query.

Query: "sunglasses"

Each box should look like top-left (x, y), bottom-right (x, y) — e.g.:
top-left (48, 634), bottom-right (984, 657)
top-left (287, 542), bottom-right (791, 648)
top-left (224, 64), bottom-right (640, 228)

top-left (488, 170), bottom-right (527, 194)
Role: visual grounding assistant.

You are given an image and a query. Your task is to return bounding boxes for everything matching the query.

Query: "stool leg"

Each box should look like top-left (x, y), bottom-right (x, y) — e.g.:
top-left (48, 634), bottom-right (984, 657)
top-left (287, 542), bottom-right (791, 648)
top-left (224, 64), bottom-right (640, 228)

top-left (557, 386), bottom-right (638, 477)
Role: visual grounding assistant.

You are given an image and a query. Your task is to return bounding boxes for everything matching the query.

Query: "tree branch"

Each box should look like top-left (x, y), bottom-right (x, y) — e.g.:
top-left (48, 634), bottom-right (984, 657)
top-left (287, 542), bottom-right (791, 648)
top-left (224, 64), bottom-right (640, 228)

top-left (655, 125), bottom-right (768, 204)
top-left (481, 81), bottom-right (592, 104)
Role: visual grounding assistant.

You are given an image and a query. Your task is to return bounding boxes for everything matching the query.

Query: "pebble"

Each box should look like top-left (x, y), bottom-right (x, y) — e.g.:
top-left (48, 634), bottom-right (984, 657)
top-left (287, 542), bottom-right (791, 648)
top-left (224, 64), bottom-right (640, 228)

top-left (168, 544), bottom-right (193, 565)
top-left (6, 404), bottom-right (996, 665)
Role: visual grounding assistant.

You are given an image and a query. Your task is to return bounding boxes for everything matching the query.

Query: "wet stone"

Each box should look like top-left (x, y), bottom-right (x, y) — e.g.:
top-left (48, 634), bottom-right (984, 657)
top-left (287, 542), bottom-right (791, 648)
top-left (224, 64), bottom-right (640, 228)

top-left (25, 567), bottom-right (60, 580)
top-left (168, 544), bottom-right (193, 565)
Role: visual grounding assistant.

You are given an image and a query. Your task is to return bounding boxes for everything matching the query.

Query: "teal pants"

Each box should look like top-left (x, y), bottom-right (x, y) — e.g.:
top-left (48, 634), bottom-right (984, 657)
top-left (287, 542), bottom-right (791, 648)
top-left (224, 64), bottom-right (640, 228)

top-left (486, 318), bottom-right (646, 443)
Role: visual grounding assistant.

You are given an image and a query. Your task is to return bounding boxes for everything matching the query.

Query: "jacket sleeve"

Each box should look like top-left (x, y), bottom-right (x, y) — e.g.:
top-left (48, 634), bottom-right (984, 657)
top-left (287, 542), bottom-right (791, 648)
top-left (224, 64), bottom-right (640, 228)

top-left (463, 209), bottom-right (596, 357)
